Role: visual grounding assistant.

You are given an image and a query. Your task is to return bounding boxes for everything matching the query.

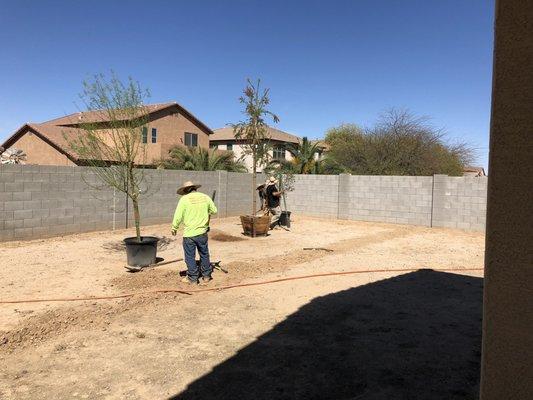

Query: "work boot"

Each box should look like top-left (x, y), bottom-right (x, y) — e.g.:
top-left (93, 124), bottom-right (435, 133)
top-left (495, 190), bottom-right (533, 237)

top-left (199, 276), bottom-right (213, 286)
top-left (181, 276), bottom-right (198, 285)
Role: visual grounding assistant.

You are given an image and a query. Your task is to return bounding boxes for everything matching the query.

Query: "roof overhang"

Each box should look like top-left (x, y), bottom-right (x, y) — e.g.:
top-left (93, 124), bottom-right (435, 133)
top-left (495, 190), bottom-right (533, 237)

top-left (1, 124), bottom-right (80, 164)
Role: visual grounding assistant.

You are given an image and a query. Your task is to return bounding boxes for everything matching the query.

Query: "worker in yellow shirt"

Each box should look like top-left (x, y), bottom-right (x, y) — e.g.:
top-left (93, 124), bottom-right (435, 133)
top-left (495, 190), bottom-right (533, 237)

top-left (172, 181), bottom-right (218, 285)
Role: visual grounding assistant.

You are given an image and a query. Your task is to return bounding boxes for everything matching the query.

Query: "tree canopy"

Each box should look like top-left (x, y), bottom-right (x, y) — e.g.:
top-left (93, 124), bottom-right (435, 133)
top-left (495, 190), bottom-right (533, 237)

top-left (158, 146), bottom-right (246, 172)
top-left (324, 109), bottom-right (474, 176)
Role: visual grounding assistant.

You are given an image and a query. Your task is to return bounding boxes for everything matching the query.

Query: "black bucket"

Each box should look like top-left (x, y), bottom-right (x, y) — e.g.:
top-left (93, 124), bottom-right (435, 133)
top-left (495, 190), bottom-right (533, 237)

top-left (124, 236), bottom-right (159, 267)
top-left (279, 211), bottom-right (292, 228)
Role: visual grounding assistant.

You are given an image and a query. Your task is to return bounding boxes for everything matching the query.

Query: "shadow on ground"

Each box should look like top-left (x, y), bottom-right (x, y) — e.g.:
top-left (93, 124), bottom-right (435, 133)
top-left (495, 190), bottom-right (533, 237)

top-left (170, 269), bottom-right (483, 400)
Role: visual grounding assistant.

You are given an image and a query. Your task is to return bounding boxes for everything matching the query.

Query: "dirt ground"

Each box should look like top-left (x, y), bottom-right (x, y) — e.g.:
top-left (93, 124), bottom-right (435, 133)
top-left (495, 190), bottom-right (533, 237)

top-left (0, 216), bottom-right (485, 399)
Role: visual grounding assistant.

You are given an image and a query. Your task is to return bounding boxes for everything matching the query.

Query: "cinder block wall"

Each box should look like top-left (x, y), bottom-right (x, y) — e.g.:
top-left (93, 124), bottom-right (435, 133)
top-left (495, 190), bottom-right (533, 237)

top-left (432, 175), bottom-right (488, 231)
top-left (0, 164), bottom-right (488, 241)
top-left (0, 164), bottom-right (124, 241)
top-left (339, 175), bottom-right (433, 226)
top-left (285, 175), bottom-right (339, 218)
top-left (0, 165), bottom-right (247, 241)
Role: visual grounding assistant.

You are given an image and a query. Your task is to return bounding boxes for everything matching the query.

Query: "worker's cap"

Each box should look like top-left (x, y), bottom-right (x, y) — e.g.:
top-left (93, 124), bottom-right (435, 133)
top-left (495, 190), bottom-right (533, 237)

top-left (177, 180), bottom-right (202, 195)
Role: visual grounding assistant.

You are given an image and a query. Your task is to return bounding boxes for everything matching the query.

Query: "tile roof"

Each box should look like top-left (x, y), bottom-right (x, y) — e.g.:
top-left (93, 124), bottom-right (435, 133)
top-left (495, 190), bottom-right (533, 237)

top-left (1, 102), bottom-right (214, 163)
top-left (211, 125), bottom-right (301, 144)
top-left (43, 103), bottom-right (176, 126)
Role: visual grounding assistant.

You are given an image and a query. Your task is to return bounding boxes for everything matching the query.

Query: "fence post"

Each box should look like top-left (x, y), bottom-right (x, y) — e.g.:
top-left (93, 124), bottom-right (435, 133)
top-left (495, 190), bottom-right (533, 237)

top-left (217, 170), bottom-right (228, 218)
top-left (337, 174), bottom-right (350, 220)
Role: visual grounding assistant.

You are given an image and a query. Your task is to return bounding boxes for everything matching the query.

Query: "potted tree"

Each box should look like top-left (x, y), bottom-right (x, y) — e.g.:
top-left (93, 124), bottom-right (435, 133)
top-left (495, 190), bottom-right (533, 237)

top-left (277, 171), bottom-right (295, 228)
top-left (233, 79), bottom-right (279, 237)
top-left (65, 73), bottom-right (159, 268)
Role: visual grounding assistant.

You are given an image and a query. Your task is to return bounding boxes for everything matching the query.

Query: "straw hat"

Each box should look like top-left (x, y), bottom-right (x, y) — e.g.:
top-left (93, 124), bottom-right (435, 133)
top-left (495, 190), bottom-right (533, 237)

top-left (267, 176), bottom-right (278, 185)
top-left (177, 180), bottom-right (202, 195)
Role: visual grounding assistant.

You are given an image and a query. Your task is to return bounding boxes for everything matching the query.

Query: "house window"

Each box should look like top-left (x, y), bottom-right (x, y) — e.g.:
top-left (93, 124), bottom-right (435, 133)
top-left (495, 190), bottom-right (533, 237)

top-left (151, 128), bottom-right (157, 143)
top-left (184, 132), bottom-right (198, 147)
top-left (273, 145), bottom-right (285, 160)
top-left (141, 127), bottom-right (148, 144)
top-left (226, 143), bottom-right (233, 151)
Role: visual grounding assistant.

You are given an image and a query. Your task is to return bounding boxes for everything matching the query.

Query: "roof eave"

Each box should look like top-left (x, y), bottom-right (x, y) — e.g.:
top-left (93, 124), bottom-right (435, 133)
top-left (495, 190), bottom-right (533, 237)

top-left (1, 124), bottom-right (80, 163)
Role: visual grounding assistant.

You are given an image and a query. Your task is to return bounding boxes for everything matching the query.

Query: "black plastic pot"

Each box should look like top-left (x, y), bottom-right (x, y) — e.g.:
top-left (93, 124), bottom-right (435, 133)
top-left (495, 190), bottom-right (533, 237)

top-left (124, 236), bottom-right (159, 267)
top-left (279, 211), bottom-right (292, 228)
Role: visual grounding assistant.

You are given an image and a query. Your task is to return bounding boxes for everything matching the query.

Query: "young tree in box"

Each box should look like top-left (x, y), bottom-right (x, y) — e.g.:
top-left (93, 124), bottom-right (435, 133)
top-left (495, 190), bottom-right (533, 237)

top-left (64, 73), bottom-right (152, 241)
top-left (232, 79), bottom-right (279, 216)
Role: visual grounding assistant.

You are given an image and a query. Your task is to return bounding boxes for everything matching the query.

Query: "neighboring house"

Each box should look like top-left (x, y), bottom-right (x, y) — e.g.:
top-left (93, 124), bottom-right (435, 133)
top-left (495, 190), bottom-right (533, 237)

top-left (463, 166), bottom-right (487, 177)
top-left (310, 139), bottom-right (328, 161)
top-left (0, 102), bottom-right (213, 166)
top-left (210, 125), bottom-right (301, 172)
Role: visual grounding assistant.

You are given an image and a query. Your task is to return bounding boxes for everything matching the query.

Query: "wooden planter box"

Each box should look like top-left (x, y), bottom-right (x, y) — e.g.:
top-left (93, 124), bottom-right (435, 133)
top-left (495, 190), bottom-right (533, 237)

top-left (240, 214), bottom-right (271, 237)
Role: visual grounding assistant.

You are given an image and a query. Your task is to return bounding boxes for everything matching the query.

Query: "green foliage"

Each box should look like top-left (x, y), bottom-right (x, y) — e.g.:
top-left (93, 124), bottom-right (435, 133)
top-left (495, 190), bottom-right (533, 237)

top-left (313, 156), bottom-right (351, 175)
top-left (324, 110), bottom-right (475, 176)
top-left (232, 79), bottom-right (279, 215)
top-left (287, 137), bottom-right (321, 174)
top-left (64, 72), bottom-right (152, 240)
top-left (159, 146), bottom-right (247, 172)
top-left (324, 124), bottom-right (366, 173)
top-left (266, 137), bottom-right (324, 175)
top-left (232, 79), bottom-right (279, 173)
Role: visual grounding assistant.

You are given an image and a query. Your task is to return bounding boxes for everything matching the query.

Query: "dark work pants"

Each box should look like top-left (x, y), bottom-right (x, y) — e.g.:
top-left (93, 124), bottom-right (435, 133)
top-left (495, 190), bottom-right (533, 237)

top-left (183, 233), bottom-right (211, 282)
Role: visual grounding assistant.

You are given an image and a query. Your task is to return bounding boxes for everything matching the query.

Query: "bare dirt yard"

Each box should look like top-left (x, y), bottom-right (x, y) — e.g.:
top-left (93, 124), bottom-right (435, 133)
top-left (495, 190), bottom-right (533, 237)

top-left (0, 216), bottom-right (485, 399)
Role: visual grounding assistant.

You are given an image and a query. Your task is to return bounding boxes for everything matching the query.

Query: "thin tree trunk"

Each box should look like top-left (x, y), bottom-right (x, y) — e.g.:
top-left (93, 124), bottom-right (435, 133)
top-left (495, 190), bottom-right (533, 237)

top-left (132, 196), bottom-right (141, 241)
top-left (252, 154), bottom-right (257, 216)
top-left (252, 151), bottom-right (257, 237)
top-left (128, 164), bottom-right (141, 241)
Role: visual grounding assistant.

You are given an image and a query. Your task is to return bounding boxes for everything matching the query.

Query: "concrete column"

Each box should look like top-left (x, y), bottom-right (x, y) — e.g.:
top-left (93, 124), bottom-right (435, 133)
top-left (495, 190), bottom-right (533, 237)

top-left (480, 0), bottom-right (533, 398)
top-left (216, 170), bottom-right (228, 218)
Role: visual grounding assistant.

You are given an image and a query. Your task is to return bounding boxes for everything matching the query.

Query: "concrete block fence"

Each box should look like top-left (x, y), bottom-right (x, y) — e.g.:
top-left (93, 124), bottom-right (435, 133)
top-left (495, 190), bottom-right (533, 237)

top-left (0, 165), bottom-right (487, 241)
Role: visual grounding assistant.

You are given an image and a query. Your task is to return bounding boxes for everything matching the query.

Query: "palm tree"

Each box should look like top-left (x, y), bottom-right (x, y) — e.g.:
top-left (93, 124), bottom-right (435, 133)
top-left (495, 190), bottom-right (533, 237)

top-left (287, 137), bottom-right (321, 174)
top-left (159, 146), bottom-right (247, 172)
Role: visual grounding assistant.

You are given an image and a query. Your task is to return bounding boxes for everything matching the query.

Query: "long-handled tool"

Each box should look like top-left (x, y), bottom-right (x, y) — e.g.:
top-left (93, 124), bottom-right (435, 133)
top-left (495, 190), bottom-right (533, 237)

top-left (125, 257), bottom-right (183, 272)
top-left (194, 260), bottom-right (228, 274)
top-left (210, 261), bottom-right (228, 274)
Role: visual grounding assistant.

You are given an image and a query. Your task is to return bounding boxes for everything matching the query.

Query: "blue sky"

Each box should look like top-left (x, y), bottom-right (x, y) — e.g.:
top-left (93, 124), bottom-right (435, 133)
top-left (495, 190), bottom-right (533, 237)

top-left (1, 0), bottom-right (494, 168)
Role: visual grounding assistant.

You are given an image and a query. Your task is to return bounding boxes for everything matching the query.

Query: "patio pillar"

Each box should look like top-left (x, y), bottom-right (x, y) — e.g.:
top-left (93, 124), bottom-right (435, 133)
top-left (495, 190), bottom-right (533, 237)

top-left (480, 0), bottom-right (533, 398)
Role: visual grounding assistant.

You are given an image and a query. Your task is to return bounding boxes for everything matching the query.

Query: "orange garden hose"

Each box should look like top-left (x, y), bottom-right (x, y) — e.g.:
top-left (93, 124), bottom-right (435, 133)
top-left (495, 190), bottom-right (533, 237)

top-left (0, 267), bottom-right (484, 305)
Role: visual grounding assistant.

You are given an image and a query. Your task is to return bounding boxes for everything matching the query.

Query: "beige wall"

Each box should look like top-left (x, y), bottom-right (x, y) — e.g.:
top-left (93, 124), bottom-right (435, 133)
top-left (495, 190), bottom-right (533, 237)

top-left (480, 0), bottom-right (533, 398)
top-left (213, 142), bottom-right (294, 172)
top-left (11, 132), bottom-right (74, 166)
top-left (8, 107), bottom-right (211, 166)
top-left (92, 109), bottom-right (211, 164)
top-left (148, 109), bottom-right (210, 161)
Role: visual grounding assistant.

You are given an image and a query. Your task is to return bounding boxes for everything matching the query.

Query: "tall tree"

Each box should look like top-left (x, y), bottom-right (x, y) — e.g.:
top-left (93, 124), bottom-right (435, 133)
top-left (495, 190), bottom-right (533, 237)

top-left (232, 79), bottom-right (279, 216)
top-left (64, 73), bottom-right (152, 241)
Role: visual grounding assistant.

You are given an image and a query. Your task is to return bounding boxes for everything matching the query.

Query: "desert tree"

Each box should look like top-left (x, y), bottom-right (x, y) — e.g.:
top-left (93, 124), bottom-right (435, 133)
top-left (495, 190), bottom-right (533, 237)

top-left (64, 73), bottom-right (152, 241)
top-left (324, 109), bottom-right (475, 176)
top-left (232, 79), bottom-right (279, 215)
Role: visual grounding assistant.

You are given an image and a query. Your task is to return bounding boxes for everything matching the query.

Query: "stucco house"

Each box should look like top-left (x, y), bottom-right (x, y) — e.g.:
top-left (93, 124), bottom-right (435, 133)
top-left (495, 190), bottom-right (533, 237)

top-left (210, 125), bottom-right (301, 172)
top-left (463, 166), bottom-right (487, 177)
top-left (0, 102), bottom-right (213, 166)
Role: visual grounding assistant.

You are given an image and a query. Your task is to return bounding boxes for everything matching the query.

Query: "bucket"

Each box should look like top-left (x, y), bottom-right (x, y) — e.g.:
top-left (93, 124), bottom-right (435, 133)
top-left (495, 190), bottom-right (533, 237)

top-left (124, 236), bottom-right (159, 267)
top-left (279, 211), bottom-right (292, 228)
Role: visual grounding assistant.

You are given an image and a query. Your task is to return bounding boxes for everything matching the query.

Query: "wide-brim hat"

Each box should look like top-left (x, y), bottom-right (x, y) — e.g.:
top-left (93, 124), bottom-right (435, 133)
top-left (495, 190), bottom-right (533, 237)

top-left (267, 176), bottom-right (278, 185)
top-left (256, 183), bottom-right (266, 190)
top-left (177, 180), bottom-right (202, 195)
